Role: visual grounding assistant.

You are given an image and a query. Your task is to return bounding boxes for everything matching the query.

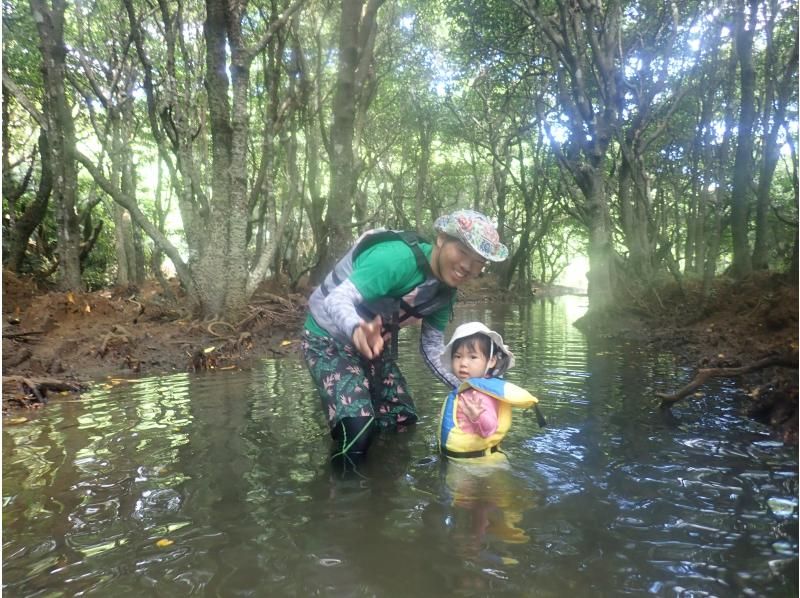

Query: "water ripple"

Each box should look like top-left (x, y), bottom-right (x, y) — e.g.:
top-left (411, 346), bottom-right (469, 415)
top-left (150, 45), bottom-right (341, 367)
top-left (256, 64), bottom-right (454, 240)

top-left (2, 298), bottom-right (797, 597)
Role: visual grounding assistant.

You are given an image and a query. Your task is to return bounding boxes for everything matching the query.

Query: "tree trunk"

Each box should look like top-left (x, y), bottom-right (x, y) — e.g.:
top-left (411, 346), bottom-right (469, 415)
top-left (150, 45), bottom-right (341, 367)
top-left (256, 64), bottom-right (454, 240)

top-left (520, 0), bottom-right (618, 315)
top-left (585, 171), bottom-right (615, 311)
top-left (618, 153), bottom-right (653, 279)
top-left (729, 0), bottom-right (759, 278)
top-left (306, 115), bottom-right (328, 283)
top-left (752, 23), bottom-right (798, 269)
top-left (247, 27), bottom-right (294, 293)
top-left (107, 113), bottom-right (137, 286)
top-left (414, 119), bottom-right (432, 232)
top-left (201, 0), bottom-right (251, 317)
top-left (8, 129), bottom-right (51, 273)
top-left (30, 0), bottom-right (83, 290)
top-left (325, 0), bottom-right (384, 268)
top-left (327, 0), bottom-right (361, 262)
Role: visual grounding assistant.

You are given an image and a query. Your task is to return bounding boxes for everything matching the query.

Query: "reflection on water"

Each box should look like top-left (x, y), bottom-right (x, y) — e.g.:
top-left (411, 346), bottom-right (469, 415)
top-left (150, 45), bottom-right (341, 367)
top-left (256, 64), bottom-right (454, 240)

top-left (3, 296), bottom-right (797, 596)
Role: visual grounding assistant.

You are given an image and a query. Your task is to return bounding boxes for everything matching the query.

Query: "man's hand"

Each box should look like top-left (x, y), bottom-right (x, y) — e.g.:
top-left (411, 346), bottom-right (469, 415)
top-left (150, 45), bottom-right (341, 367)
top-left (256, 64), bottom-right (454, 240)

top-left (352, 315), bottom-right (384, 359)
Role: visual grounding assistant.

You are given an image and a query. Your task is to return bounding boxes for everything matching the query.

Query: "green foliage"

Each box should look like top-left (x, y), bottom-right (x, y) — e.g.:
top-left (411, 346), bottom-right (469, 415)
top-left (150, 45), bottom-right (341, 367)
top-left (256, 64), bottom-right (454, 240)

top-left (2, 0), bottom-right (797, 294)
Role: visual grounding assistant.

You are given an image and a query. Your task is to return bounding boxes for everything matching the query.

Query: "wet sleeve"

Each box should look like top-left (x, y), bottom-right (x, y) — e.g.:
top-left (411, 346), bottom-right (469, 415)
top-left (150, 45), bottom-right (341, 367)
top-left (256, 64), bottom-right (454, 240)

top-left (322, 279), bottom-right (365, 341)
top-left (421, 322), bottom-right (460, 388)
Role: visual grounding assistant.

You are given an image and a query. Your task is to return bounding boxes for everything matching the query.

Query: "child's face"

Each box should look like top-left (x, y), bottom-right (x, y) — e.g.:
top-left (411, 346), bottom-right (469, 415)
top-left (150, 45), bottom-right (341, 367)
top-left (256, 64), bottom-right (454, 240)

top-left (451, 341), bottom-right (498, 381)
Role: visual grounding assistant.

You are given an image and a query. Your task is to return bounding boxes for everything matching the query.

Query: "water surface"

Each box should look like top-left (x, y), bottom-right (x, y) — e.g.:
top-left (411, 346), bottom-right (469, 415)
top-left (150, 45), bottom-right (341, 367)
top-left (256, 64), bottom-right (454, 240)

top-left (3, 296), bottom-right (797, 596)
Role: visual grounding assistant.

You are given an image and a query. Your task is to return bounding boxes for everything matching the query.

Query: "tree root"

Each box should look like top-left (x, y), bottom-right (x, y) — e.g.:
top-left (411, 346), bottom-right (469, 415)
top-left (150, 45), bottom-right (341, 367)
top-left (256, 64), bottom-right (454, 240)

top-left (5, 348), bottom-right (32, 367)
top-left (208, 320), bottom-right (236, 337)
top-left (127, 296), bottom-right (145, 322)
top-left (2, 330), bottom-right (45, 341)
top-left (3, 375), bottom-right (87, 408)
top-left (252, 291), bottom-right (295, 309)
top-left (98, 325), bottom-right (132, 357)
top-left (657, 352), bottom-right (798, 406)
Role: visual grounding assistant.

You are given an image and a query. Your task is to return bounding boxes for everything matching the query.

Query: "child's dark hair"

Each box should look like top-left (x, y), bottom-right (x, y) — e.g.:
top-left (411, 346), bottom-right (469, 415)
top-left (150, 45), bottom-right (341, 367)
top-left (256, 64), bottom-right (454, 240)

top-left (451, 332), bottom-right (495, 360)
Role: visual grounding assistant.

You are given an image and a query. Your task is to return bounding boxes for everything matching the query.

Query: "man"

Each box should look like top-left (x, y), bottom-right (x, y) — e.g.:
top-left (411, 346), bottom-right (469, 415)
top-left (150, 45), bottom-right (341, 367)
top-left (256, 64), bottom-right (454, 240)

top-left (301, 209), bottom-right (508, 468)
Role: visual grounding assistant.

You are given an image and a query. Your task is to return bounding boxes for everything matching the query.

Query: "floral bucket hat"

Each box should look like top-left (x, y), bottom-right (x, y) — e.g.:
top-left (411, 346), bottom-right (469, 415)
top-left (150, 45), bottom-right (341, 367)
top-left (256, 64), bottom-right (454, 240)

top-left (434, 209), bottom-right (508, 262)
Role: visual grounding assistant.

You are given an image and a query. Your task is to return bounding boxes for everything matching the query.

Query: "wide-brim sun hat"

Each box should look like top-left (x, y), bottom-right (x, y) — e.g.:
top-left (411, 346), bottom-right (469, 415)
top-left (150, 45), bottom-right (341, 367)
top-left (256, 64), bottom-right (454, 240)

top-left (440, 321), bottom-right (515, 376)
top-left (434, 209), bottom-right (509, 262)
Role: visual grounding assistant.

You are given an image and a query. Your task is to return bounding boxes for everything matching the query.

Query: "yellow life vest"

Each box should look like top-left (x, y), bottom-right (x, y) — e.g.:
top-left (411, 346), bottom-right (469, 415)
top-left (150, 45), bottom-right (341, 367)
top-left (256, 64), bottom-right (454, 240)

top-left (438, 377), bottom-right (538, 459)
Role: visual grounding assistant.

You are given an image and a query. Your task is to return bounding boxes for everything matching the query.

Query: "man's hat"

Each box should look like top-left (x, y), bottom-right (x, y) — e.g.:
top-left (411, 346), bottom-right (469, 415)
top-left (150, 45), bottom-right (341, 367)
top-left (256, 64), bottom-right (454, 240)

top-left (434, 210), bottom-right (508, 262)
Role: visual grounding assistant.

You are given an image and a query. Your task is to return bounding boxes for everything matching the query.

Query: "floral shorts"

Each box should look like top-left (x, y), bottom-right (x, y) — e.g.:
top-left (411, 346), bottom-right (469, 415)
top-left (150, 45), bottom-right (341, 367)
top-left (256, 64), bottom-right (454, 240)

top-left (301, 329), bottom-right (418, 431)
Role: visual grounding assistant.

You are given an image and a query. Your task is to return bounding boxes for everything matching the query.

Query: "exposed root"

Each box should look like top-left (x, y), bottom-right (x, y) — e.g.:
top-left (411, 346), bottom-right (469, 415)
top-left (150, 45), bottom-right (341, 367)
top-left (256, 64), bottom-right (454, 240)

top-left (98, 325), bottom-right (133, 358)
top-left (188, 347), bottom-right (217, 372)
top-left (657, 352), bottom-right (798, 406)
top-left (3, 375), bottom-right (87, 410)
top-left (5, 348), bottom-right (32, 367)
top-left (207, 320), bottom-right (236, 337)
top-left (252, 291), bottom-right (295, 309)
top-left (127, 296), bottom-right (144, 321)
top-left (235, 332), bottom-right (252, 352)
top-left (2, 330), bottom-right (44, 341)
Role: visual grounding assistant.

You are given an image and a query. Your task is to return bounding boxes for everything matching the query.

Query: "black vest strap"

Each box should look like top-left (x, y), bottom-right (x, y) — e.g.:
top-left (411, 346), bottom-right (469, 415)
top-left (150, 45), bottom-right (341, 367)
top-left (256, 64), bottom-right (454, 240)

top-left (353, 230), bottom-right (455, 320)
top-left (326, 229), bottom-right (456, 327)
top-left (321, 230), bottom-right (433, 298)
top-left (352, 230), bottom-right (434, 278)
top-left (444, 445), bottom-right (501, 459)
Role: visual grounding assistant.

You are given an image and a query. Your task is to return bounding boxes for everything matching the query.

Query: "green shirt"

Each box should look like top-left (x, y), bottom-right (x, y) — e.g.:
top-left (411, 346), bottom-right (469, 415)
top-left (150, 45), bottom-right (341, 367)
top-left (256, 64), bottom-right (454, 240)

top-left (305, 238), bottom-right (453, 337)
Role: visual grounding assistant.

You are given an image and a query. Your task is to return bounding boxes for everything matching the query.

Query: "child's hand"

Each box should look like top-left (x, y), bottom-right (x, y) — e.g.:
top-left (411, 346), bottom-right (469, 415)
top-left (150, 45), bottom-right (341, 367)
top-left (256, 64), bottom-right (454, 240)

top-left (460, 393), bottom-right (485, 422)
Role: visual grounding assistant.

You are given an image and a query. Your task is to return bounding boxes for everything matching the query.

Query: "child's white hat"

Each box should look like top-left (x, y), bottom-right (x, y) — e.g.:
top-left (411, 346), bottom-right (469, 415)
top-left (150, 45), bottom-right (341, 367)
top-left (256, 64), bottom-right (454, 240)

top-left (440, 322), bottom-right (515, 376)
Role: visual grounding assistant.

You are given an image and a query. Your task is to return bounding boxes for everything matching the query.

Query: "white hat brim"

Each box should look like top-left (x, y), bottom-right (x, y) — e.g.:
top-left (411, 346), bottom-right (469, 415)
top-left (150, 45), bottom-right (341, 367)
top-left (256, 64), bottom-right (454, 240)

top-left (440, 322), bottom-right (515, 376)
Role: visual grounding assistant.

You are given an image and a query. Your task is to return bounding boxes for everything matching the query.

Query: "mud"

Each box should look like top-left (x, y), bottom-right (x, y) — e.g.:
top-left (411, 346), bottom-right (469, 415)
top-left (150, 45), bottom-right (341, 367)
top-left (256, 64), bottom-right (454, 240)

top-left (2, 270), bottom-right (797, 444)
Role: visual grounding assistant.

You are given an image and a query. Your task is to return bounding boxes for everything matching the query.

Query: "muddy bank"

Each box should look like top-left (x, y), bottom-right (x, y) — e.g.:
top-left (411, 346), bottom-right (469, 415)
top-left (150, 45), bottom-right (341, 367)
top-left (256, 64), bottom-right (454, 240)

top-left (2, 271), bottom-right (308, 410)
top-left (576, 272), bottom-right (798, 444)
top-left (3, 270), bottom-right (797, 444)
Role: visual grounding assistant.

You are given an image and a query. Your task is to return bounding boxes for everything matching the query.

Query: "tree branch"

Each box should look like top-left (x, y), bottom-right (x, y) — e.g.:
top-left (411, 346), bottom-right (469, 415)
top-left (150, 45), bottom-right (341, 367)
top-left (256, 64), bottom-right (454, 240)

top-left (2, 73), bottom-right (47, 130)
top-left (657, 353), bottom-right (798, 406)
top-left (74, 150), bottom-right (199, 304)
top-left (243, 0), bottom-right (308, 64)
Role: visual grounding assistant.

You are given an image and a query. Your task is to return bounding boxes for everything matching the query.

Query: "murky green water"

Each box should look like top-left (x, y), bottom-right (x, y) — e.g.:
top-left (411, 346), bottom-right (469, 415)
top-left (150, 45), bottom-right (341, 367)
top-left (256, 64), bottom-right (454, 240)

top-left (3, 296), bottom-right (797, 596)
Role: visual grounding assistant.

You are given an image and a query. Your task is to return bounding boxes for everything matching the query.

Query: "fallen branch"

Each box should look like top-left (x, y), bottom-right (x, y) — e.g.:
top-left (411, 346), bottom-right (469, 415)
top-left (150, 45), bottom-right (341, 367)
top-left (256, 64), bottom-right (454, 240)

top-left (3, 375), bottom-right (87, 407)
top-left (3, 375), bottom-right (86, 392)
top-left (657, 353), bottom-right (798, 406)
top-left (2, 330), bottom-right (44, 341)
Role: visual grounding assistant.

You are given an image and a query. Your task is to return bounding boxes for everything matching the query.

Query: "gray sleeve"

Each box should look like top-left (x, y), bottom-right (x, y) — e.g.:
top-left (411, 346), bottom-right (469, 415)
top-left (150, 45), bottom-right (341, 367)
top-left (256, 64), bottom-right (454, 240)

top-left (323, 279), bottom-right (365, 342)
top-left (421, 322), bottom-right (459, 388)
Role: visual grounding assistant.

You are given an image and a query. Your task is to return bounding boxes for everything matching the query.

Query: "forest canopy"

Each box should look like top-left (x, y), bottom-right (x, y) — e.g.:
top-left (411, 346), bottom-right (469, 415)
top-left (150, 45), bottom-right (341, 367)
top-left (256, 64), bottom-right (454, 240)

top-left (3, 0), bottom-right (797, 318)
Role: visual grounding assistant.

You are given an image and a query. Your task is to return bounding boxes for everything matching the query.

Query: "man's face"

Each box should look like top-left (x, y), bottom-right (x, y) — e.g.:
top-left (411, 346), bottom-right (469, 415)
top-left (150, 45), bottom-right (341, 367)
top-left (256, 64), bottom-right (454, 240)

top-left (431, 233), bottom-right (488, 287)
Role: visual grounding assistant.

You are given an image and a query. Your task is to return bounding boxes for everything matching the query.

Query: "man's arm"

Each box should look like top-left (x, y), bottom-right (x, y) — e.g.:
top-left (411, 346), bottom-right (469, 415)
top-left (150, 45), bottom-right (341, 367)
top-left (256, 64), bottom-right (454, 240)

top-left (322, 279), bottom-right (365, 340)
top-left (420, 322), bottom-right (460, 388)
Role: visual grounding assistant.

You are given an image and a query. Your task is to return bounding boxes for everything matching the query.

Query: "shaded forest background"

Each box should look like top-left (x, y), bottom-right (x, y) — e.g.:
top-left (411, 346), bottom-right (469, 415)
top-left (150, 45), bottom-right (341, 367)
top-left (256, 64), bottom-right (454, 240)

top-left (2, 0), bottom-right (798, 320)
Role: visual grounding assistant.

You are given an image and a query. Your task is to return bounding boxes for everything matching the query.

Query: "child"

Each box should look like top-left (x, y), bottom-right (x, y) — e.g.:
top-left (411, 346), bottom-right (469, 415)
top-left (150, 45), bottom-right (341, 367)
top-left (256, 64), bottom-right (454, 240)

top-left (438, 322), bottom-right (538, 464)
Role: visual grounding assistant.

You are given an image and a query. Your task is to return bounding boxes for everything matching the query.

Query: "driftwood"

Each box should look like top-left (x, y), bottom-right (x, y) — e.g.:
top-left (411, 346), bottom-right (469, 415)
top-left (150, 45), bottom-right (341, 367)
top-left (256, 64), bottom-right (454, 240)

top-left (2, 330), bottom-right (44, 341)
top-left (3, 375), bottom-right (87, 406)
top-left (657, 353), bottom-right (798, 406)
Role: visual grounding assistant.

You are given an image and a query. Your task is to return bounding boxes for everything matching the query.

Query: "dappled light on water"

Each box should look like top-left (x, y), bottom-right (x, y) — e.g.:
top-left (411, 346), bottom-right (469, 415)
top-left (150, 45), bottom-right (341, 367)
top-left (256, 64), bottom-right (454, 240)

top-left (3, 296), bottom-right (797, 596)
